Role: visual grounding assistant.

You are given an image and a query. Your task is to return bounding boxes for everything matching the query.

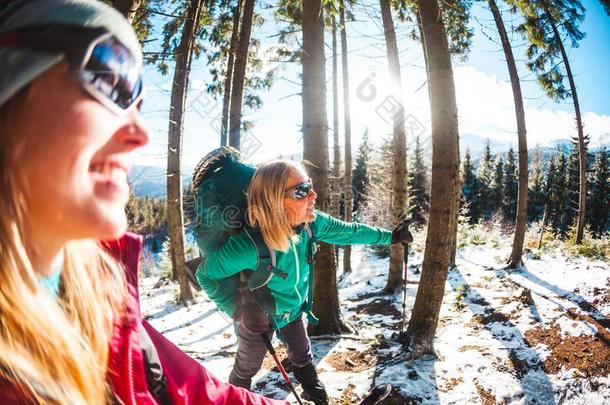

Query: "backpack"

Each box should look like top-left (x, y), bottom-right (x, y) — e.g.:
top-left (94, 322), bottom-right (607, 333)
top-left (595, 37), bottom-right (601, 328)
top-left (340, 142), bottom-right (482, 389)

top-left (190, 147), bottom-right (318, 327)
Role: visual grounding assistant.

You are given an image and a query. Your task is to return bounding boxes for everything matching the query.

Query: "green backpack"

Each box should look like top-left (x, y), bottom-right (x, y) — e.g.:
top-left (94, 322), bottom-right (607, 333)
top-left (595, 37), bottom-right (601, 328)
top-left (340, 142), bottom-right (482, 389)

top-left (190, 147), bottom-right (317, 326)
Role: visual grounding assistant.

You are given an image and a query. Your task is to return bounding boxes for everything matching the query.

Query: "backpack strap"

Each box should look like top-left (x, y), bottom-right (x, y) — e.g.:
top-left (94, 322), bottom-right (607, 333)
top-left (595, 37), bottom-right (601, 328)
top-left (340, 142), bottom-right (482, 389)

top-left (243, 226), bottom-right (288, 291)
top-left (302, 222), bottom-right (319, 325)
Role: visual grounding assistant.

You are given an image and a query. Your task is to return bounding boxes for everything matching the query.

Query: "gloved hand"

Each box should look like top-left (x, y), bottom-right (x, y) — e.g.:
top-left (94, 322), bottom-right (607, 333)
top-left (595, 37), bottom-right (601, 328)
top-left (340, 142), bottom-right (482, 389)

top-left (391, 220), bottom-right (413, 245)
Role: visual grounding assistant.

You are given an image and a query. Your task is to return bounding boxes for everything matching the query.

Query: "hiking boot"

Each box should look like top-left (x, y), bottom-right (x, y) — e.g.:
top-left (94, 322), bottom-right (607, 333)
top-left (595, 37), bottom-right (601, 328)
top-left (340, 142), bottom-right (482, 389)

top-left (228, 372), bottom-right (252, 390)
top-left (293, 363), bottom-right (328, 405)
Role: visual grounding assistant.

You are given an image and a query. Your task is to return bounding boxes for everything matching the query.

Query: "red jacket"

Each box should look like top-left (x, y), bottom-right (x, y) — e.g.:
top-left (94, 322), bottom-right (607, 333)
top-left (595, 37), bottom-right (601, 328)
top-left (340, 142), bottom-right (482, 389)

top-left (0, 234), bottom-right (288, 405)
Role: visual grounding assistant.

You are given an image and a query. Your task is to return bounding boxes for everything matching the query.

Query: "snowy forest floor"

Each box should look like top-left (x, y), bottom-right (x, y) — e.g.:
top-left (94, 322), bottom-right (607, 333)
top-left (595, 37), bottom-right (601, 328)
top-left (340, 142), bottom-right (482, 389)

top-left (140, 232), bottom-right (610, 404)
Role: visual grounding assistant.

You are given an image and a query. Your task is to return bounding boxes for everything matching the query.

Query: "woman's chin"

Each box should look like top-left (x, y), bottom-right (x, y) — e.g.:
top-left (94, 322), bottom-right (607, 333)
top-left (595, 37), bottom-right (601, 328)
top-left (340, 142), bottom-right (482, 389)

top-left (306, 210), bottom-right (317, 222)
top-left (92, 211), bottom-right (128, 240)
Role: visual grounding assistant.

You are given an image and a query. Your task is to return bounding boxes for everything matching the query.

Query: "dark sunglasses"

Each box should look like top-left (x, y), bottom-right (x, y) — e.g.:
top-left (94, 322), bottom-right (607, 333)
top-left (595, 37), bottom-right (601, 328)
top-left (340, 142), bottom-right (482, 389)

top-left (284, 180), bottom-right (313, 200)
top-left (0, 24), bottom-right (143, 115)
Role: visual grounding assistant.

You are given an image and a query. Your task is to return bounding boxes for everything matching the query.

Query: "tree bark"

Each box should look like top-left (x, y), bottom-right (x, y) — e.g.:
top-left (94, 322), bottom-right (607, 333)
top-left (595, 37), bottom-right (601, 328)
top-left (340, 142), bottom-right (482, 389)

top-left (548, 14), bottom-right (586, 244)
top-left (221, 1), bottom-right (242, 146)
top-left (340, 0), bottom-right (353, 273)
top-left (331, 15), bottom-right (341, 266)
top-left (228, 0), bottom-right (255, 150)
top-left (488, 0), bottom-right (529, 268)
top-left (406, 0), bottom-right (460, 356)
top-left (167, 0), bottom-right (203, 305)
top-left (113, 0), bottom-right (142, 23)
top-left (302, 0), bottom-right (343, 335)
top-left (379, 0), bottom-right (407, 294)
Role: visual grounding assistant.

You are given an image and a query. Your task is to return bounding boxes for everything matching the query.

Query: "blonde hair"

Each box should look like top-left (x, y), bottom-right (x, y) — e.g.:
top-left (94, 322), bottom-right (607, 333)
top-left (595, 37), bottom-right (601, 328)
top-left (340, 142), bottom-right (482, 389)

top-left (247, 160), bottom-right (305, 252)
top-left (0, 90), bottom-right (128, 403)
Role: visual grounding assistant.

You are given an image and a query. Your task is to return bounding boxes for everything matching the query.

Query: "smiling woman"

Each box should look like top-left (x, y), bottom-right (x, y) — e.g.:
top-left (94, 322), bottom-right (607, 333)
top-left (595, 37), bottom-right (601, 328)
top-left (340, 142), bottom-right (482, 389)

top-left (0, 1), bottom-right (287, 404)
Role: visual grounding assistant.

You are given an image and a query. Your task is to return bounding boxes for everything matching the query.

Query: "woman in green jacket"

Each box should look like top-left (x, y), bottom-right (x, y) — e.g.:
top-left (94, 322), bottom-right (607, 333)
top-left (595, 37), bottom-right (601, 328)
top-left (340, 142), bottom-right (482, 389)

top-left (199, 160), bottom-right (412, 404)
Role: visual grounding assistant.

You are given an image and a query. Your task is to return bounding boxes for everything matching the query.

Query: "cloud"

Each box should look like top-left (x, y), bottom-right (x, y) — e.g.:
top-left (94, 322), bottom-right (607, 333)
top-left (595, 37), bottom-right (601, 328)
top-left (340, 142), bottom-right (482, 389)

top-left (453, 67), bottom-right (610, 148)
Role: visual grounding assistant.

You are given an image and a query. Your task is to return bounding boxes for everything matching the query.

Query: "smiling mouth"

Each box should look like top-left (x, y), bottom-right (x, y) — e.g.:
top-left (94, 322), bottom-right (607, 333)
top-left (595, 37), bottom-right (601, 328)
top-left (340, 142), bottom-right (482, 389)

top-left (90, 161), bottom-right (129, 186)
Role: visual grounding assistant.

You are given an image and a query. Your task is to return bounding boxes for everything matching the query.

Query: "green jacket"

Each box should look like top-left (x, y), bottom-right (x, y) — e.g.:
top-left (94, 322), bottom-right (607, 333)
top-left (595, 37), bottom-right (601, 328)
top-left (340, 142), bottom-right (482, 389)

top-left (196, 210), bottom-right (392, 328)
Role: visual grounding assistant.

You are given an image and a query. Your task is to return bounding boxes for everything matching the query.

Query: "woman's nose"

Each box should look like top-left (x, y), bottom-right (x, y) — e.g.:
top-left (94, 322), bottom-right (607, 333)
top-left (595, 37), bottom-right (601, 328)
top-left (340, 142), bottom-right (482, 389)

top-left (309, 188), bottom-right (317, 200)
top-left (120, 109), bottom-right (149, 150)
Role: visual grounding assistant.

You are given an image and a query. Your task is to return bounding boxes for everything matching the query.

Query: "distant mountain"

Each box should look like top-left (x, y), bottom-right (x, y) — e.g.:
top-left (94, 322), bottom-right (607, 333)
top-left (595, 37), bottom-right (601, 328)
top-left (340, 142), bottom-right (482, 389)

top-left (129, 165), bottom-right (193, 198)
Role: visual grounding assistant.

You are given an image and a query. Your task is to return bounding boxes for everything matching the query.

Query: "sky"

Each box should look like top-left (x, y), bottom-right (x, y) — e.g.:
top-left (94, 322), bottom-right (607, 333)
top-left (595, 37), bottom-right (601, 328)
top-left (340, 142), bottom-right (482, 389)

top-left (135, 0), bottom-right (610, 169)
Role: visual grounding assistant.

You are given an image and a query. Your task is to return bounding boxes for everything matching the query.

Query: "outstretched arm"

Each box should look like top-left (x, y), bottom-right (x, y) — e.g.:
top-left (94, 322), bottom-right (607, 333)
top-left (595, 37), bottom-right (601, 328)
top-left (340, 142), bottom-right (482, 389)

top-left (312, 211), bottom-right (392, 246)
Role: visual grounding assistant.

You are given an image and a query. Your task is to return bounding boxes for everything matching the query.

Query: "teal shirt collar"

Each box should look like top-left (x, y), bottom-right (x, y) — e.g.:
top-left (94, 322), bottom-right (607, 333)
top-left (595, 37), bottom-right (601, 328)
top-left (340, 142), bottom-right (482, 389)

top-left (39, 252), bottom-right (63, 299)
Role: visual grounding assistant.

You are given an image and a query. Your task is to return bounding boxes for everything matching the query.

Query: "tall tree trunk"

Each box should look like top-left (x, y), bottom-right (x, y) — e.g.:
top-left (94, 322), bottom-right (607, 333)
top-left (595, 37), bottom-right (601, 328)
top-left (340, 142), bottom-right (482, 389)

top-left (303, 0), bottom-right (343, 335)
top-left (113, 0), bottom-right (142, 23)
top-left (331, 15), bottom-right (341, 220)
top-left (548, 14), bottom-right (586, 244)
top-left (417, 10), bottom-right (459, 269)
top-left (221, 1), bottom-right (242, 146)
top-left (405, 0), bottom-right (460, 356)
top-left (488, 0), bottom-right (528, 268)
top-left (339, 0), bottom-right (353, 273)
top-left (228, 0), bottom-right (255, 150)
top-left (379, 0), bottom-right (407, 294)
top-left (167, 0), bottom-right (203, 305)
top-left (331, 14), bottom-right (341, 266)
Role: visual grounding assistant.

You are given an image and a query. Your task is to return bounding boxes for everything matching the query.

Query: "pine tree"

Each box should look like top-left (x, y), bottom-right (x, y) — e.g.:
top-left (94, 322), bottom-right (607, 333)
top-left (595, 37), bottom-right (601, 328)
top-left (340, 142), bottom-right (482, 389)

top-left (511, 0), bottom-right (588, 243)
top-left (529, 147), bottom-right (545, 221)
top-left (477, 140), bottom-right (494, 219)
top-left (588, 148), bottom-right (609, 237)
top-left (352, 131), bottom-right (371, 215)
top-left (406, 0), bottom-right (460, 357)
top-left (503, 147), bottom-right (518, 221)
top-left (408, 134), bottom-right (430, 227)
top-left (491, 157), bottom-right (504, 215)
top-left (461, 149), bottom-right (479, 223)
top-left (565, 137), bottom-right (582, 231)
top-left (545, 151), bottom-right (569, 235)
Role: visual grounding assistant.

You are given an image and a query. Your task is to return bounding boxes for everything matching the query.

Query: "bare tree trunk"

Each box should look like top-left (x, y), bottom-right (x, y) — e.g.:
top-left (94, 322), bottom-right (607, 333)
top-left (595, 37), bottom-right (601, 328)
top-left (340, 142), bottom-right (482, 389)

top-left (228, 0), bottom-right (255, 149)
top-left (405, 0), bottom-right (460, 356)
top-left (331, 15), bottom-right (341, 266)
top-left (303, 0), bottom-right (343, 335)
top-left (221, 1), bottom-right (242, 146)
top-left (339, 0), bottom-right (353, 273)
top-left (488, 0), bottom-right (528, 268)
top-left (113, 0), bottom-right (142, 23)
top-left (331, 15), bottom-right (341, 219)
top-left (379, 0), bottom-right (407, 294)
top-left (548, 15), bottom-right (586, 244)
top-left (167, 0), bottom-right (203, 305)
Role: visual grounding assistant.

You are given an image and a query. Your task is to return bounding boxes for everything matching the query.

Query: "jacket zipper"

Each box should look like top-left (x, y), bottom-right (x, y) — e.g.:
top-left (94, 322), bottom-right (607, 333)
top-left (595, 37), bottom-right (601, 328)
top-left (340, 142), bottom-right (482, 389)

top-left (292, 242), bottom-right (302, 303)
top-left (127, 330), bottom-right (136, 405)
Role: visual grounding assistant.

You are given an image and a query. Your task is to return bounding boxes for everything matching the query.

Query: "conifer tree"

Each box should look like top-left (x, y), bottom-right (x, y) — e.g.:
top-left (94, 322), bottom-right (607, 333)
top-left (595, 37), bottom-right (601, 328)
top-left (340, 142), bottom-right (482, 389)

top-left (529, 147), bottom-right (545, 221)
top-left (492, 157), bottom-right (505, 215)
top-left (408, 134), bottom-right (430, 227)
top-left (588, 148), bottom-right (609, 237)
top-left (352, 131), bottom-right (371, 215)
top-left (477, 140), bottom-right (494, 218)
top-left (503, 148), bottom-right (518, 221)
top-left (510, 0), bottom-right (588, 243)
top-left (461, 149), bottom-right (479, 223)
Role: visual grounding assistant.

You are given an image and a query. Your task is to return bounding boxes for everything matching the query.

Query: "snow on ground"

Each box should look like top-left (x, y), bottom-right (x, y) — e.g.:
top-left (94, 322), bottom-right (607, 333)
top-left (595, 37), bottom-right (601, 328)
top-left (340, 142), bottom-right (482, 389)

top-left (140, 238), bottom-right (610, 404)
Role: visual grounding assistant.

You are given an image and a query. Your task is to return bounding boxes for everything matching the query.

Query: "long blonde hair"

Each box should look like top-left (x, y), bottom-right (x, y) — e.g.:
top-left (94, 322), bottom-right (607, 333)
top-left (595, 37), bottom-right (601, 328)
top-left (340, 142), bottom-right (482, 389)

top-left (247, 160), bottom-right (305, 252)
top-left (0, 90), bottom-right (128, 403)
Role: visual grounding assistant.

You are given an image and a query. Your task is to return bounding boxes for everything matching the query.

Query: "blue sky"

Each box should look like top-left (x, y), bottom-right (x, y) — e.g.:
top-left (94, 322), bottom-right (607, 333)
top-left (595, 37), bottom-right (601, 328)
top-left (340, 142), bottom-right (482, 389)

top-left (135, 0), bottom-right (610, 168)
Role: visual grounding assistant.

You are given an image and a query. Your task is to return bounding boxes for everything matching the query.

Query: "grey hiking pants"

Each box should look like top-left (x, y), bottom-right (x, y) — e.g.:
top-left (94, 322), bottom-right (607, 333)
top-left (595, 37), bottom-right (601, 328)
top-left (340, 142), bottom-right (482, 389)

top-left (228, 312), bottom-right (313, 389)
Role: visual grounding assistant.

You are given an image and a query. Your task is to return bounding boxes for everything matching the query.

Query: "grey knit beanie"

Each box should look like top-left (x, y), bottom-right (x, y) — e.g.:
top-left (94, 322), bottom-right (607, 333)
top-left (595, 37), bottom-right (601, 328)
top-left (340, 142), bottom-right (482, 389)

top-left (0, 0), bottom-right (142, 108)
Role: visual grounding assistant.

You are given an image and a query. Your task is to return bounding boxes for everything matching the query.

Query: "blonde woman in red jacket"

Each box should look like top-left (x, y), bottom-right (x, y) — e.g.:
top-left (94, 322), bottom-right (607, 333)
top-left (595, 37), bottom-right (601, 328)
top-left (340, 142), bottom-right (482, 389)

top-left (0, 1), bottom-right (287, 403)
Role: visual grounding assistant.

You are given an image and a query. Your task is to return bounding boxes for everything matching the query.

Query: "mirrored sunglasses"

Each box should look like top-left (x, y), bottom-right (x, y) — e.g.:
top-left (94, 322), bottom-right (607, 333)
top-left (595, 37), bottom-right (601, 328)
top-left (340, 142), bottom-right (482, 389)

top-left (0, 24), bottom-right (143, 115)
top-left (284, 180), bottom-right (313, 200)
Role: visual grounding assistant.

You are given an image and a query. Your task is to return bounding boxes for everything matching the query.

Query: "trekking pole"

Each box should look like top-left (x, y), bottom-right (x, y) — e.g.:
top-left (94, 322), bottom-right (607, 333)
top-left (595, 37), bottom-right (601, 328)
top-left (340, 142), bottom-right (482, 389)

top-left (261, 333), bottom-right (304, 405)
